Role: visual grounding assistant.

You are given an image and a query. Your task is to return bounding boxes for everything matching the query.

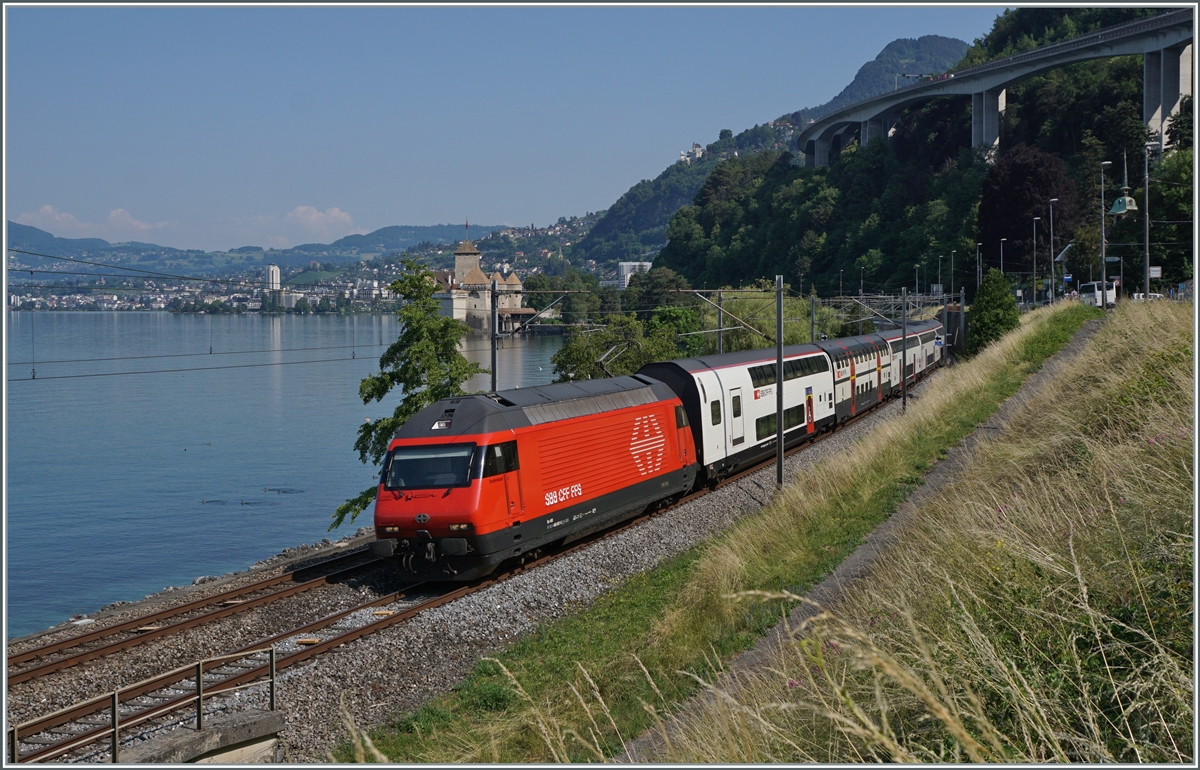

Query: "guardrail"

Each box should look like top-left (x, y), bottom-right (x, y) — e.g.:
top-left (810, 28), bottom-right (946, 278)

top-left (7, 647), bottom-right (276, 764)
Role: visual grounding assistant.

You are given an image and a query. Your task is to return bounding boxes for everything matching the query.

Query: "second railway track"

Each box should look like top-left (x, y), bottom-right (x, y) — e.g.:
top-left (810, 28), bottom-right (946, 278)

top-left (7, 548), bottom-right (381, 685)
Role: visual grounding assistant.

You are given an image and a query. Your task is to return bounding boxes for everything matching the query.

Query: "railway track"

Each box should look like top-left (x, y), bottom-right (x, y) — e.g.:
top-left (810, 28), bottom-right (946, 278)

top-left (6, 548), bottom-right (381, 685)
top-left (9, 376), bottom-right (937, 763)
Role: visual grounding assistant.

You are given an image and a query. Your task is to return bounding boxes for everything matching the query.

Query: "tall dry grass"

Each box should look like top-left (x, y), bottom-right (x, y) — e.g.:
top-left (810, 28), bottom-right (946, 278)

top-left (648, 301), bottom-right (1193, 762)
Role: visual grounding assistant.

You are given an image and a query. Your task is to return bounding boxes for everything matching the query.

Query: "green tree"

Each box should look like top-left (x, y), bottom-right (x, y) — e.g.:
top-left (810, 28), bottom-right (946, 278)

top-left (329, 257), bottom-right (487, 530)
top-left (968, 268), bottom-right (1020, 354)
top-left (551, 315), bottom-right (679, 381)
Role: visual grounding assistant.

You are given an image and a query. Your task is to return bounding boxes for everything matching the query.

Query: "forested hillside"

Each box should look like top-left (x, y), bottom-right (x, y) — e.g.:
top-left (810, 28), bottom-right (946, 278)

top-left (569, 35), bottom-right (970, 271)
top-left (655, 7), bottom-right (1192, 299)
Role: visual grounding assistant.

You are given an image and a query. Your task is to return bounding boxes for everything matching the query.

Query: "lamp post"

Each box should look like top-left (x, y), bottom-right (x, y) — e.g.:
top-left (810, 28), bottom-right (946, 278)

top-left (1000, 238), bottom-right (1007, 275)
top-left (840, 269), bottom-right (844, 298)
top-left (1048, 198), bottom-right (1058, 304)
top-left (860, 266), bottom-right (864, 297)
top-left (976, 242), bottom-right (982, 289)
top-left (1101, 160), bottom-right (1112, 308)
top-left (938, 255), bottom-right (943, 295)
top-left (950, 250), bottom-right (956, 296)
top-left (1032, 216), bottom-right (1041, 305)
top-left (1144, 141), bottom-right (1160, 297)
top-left (914, 264), bottom-right (919, 295)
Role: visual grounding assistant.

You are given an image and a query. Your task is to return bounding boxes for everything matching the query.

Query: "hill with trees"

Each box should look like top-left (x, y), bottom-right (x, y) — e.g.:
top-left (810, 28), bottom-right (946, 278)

top-left (654, 7), bottom-right (1192, 300)
top-left (568, 35), bottom-right (971, 272)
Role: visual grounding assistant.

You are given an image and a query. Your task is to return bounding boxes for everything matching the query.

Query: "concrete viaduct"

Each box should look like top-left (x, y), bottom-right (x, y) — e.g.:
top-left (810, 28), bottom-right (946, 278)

top-left (797, 8), bottom-right (1194, 166)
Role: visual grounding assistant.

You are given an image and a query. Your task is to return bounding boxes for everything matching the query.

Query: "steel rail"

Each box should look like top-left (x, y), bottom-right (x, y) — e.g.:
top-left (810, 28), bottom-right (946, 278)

top-left (7, 549), bottom-right (378, 678)
top-left (12, 363), bottom-right (944, 762)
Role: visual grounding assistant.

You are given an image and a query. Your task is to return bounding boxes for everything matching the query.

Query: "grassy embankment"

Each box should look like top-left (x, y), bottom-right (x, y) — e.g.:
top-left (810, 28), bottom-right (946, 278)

top-left (652, 300), bottom-right (1194, 762)
top-left (339, 300), bottom-right (1122, 762)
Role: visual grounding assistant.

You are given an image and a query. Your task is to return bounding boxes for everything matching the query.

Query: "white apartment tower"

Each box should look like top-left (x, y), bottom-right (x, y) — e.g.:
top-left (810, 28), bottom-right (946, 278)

top-left (265, 264), bottom-right (281, 291)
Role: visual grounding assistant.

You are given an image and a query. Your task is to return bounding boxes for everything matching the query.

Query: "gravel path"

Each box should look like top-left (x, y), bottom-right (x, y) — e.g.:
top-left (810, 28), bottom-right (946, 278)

top-left (9, 375), bottom-right (937, 763)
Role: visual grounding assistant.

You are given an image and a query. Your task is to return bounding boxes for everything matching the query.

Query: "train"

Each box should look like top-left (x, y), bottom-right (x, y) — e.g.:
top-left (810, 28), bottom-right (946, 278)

top-left (367, 318), bottom-right (945, 580)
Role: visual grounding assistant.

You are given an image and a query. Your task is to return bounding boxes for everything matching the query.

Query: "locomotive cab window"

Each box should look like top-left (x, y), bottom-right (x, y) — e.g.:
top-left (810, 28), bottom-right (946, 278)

top-left (711, 400), bottom-right (722, 425)
top-left (382, 443), bottom-right (475, 490)
top-left (481, 441), bottom-right (520, 478)
top-left (675, 405), bottom-right (689, 428)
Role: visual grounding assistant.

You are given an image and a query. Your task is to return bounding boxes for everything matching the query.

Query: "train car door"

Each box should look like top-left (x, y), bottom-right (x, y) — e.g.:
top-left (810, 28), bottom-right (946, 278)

top-left (876, 350), bottom-right (883, 402)
top-left (729, 388), bottom-right (745, 447)
top-left (848, 357), bottom-right (857, 416)
top-left (488, 441), bottom-right (523, 517)
top-left (805, 386), bottom-right (814, 434)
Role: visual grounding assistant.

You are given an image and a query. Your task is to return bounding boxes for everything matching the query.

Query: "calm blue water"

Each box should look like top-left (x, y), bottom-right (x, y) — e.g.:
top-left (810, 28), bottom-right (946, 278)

top-left (4, 312), bottom-right (562, 639)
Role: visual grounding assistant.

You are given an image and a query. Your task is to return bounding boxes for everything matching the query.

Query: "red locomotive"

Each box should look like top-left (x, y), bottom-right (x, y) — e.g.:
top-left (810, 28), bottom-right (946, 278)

top-left (369, 375), bottom-right (698, 579)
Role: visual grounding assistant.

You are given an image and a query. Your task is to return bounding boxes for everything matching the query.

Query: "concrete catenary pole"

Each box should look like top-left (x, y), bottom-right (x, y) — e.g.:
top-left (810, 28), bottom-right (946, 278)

top-left (901, 287), bottom-right (908, 413)
top-left (1101, 161), bottom-right (1112, 308)
top-left (1032, 216), bottom-right (1041, 305)
top-left (717, 289), bottom-right (724, 354)
top-left (1048, 198), bottom-right (1058, 304)
top-left (776, 275), bottom-right (785, 488)
top-left (1144, 141), bottom-right (1159, 297)
top-left (490, 279), bottom-right (499, 392)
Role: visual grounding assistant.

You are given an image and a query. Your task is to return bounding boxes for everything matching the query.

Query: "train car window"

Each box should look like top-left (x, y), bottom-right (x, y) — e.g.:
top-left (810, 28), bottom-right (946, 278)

top-left (383, 443), bottom-right (475, 490)
top-left (755, 405), bottom-right (806, 441)
top-left (711, 400), bottom-right (722, 425)
top-left (749, 365), bottom-right (777, 387)
top-left (482, 440), bottom-right (520, 478)
top-left (731, 394), bottom-right (742, 418)
top-left (675, 405), bottom-right (689, 428)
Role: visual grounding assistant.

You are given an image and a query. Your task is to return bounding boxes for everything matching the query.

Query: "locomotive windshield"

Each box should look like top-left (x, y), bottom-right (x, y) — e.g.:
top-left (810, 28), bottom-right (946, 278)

top-left (382, 443), bottom-right (475, 490)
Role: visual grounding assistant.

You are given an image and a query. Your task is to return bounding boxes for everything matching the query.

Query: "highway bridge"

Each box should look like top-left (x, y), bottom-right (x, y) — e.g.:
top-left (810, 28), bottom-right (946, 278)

top-left (798, 9), bottom-right (1194, 166)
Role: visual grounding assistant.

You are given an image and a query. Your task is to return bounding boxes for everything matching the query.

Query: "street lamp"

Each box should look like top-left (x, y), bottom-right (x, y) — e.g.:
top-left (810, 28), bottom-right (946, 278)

top-left (1032, 216), bottom-right (1041, 305)
top-left (1000, 238), bottom-right (1007, 275)
top-left (976, 242), bottom-right (982, 289)
top-left (1144, 141), bottom-right (1160, 298)
top-left (840, 268), bottom-right (844, 298)
top-left (1101, 160), bottom-right (1112, 308)
top-left (1048, 198), bottom-right (1058, 304)
top-left (914, 264), bottom-right (919, 295)
top-left (860, 266), bottom-right (864, 297)
top-left (950, 250), bottom-right (956, 296)
top-left (938, 255), bottom-right (943, 294)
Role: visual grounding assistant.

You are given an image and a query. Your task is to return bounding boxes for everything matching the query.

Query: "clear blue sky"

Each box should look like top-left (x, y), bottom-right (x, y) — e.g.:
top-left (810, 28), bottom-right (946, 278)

top-left (5, 4), bottom-right (1006, 252)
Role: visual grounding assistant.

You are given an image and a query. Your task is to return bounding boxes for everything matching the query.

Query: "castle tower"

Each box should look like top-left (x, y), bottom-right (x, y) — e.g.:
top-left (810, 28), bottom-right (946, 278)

top-left (453, 240), bottom-right (481, 286)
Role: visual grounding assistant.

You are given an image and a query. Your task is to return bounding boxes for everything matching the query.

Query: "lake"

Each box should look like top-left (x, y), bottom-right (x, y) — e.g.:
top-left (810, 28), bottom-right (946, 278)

top-left (4, 311), bottom-right (562, 639)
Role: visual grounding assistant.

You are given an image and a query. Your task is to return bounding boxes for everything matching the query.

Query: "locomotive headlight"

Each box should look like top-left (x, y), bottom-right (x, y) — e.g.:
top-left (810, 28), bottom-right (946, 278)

top-left (380, 526), bottom-right (401, 534)
top-left (448, 523), bottom-right (474, 532)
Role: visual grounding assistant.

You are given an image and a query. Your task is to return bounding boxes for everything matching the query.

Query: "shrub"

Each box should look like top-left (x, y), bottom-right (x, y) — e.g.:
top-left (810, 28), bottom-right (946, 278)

top-left (968, 268), bottom-right (1019, 354)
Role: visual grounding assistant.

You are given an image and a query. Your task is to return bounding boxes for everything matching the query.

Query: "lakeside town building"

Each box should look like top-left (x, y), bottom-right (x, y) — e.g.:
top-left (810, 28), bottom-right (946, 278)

top-left (432, 239), bottom-right (535, 333)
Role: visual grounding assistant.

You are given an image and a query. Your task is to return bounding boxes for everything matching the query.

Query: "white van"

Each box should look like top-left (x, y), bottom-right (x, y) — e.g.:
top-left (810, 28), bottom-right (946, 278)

top-left (1079, 282), bottom-right (1117, 308)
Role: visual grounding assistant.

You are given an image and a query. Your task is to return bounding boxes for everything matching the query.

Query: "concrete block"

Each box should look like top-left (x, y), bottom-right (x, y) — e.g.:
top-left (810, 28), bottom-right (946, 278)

top-left (120, 709), bottom-right (284, 764)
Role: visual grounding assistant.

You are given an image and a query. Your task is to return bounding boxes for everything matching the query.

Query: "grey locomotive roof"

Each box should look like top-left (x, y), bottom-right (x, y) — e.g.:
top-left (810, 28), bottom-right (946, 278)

top-left (392, 375), bottom-right (677, 439)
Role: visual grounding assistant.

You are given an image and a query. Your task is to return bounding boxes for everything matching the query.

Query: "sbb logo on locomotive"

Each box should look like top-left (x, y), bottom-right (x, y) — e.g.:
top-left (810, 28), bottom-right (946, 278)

top-left (630, 414), bottom-right (666, 475)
